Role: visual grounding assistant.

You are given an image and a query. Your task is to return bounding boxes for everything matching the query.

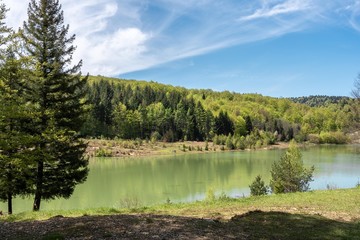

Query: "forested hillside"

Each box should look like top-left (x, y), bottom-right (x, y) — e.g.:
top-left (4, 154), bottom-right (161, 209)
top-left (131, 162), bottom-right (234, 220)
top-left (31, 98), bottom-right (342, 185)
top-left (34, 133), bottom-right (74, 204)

top-left (81, 76), bottom-right (357, 146)
top-left (289, 95), bottom-right (350, 107)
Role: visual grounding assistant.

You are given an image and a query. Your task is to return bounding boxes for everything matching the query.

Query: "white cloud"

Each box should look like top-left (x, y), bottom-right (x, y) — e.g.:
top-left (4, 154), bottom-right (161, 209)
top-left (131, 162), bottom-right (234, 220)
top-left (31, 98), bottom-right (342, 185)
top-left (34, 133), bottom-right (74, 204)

top-left (2, 0), bottom-right (360, 76)
top-left (239, 0), bottom-right (312, 21)
top-left (75, 27), bottom-right (151, 75)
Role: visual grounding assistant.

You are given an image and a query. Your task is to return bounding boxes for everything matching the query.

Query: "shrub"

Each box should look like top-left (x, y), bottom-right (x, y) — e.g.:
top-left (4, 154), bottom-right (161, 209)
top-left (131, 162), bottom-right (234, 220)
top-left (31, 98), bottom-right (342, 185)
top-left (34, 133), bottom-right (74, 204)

top-left (255, 140), bottom-right (263, 149)
top-left (249, 175), bottom-right (268, 196)
top-left (150, 131), bottom-right (161, 143)
top-left (308, 134), bottom-right (320, 144)
top-left (205, 188), bottom-right (216, 202)
top-left (319, 131), bottom-right (349, 144)
top-left (270, 140), bottom-right (314, 194)
top-left (95, 148), bottom-right (112, 157)
top-left (309, 132), bottom-right (349, 144)
top-left (226, 134), bottom-right (235, 150)
top-left (118, 197), bottom-right (142, 209)
top-left (236, 136), bottom-right (246, 150)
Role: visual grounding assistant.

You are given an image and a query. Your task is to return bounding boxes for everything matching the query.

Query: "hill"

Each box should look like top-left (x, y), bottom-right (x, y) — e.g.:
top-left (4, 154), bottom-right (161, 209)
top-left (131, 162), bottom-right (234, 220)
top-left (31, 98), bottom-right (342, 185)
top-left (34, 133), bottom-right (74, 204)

top-left (82, 76), bottom-right (357, 145)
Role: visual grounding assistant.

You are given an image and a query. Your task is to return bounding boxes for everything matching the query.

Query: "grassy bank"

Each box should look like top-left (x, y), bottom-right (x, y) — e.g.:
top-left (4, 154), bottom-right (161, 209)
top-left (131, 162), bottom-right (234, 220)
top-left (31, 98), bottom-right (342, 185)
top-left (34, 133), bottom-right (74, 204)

top-left (1, 188), bottom-right (359, 239)
top-left (2, 188), bottom-right (359, 222)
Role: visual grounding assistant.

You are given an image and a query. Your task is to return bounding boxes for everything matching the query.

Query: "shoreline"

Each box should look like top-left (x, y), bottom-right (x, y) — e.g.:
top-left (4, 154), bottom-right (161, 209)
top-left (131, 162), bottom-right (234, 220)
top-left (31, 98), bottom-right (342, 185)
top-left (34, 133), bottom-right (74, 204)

top-left (85, 138), bottom-right (359, 158)
top-left (85, 139), bottom-right (292, 158)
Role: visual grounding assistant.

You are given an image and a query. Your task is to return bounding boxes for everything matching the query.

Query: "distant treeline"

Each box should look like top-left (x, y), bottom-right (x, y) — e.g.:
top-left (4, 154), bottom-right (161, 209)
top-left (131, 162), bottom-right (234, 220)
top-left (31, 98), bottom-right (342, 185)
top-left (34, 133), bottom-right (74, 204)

top-left (81, 77), bottom-right (357, 143)
top-left (288, 95), bottom-right (350, 107)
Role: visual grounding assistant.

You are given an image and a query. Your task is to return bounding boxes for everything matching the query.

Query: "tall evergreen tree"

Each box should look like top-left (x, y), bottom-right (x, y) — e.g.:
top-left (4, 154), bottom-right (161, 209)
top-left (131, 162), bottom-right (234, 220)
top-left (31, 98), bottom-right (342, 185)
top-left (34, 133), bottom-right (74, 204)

top-left (0, 2), bottom-right (36, 214)
top-left (21, 0), bottom-right (88, 211)
top-left (215, 110), bottom-right (234, 136)
top-left (245, 115), bottom-right (253, 135)
top-left (0, 50), bottom-right (36, 214)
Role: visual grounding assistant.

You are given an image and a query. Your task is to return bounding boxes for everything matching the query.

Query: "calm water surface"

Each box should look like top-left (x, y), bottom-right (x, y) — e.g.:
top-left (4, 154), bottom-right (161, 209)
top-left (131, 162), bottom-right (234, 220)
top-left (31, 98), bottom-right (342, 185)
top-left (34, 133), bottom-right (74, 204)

top-left (2, 144), bottom-right (359, 213)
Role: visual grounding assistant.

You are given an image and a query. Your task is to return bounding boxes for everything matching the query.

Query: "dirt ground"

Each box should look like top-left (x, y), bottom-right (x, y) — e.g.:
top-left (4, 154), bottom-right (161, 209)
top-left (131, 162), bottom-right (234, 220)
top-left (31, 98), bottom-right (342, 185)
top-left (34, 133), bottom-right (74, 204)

top-left (1, 210), bottom-right (358, 240)
top-left (0, 213), bottom-right (247, 239)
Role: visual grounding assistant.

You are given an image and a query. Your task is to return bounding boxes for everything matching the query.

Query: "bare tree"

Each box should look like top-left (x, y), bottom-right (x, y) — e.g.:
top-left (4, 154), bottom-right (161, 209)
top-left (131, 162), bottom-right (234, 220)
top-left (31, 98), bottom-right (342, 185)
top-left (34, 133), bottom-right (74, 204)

top-left (352, 75), bottom-right (360, 99)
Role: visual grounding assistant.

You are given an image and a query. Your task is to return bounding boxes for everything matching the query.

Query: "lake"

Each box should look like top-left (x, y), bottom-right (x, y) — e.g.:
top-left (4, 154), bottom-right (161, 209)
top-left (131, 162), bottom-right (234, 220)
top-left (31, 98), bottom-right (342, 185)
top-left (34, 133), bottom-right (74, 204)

top-left (2, 144), bottom-right (359, 213)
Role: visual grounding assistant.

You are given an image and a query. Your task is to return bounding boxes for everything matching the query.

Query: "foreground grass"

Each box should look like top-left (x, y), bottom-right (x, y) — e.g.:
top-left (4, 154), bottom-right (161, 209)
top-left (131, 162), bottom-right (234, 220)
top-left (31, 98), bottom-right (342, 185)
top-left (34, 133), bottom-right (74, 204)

top-left (2, 188), bottom-right (359, 222)
top-left (1, 188), bottom-right (359, 239)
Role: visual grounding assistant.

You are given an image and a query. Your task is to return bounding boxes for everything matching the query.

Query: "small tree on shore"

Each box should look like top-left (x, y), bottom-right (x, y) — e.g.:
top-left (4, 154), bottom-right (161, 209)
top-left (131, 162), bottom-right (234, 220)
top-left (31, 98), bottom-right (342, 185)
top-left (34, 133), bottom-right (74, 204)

top-left (249, 175), bottom-right (268, 196)
top-left (270, 141), bottom-right (314, 194)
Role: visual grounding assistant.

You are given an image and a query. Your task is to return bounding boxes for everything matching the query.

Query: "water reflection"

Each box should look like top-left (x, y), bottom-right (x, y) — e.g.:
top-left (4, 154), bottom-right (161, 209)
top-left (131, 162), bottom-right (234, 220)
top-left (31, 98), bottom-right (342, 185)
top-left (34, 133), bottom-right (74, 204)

top-left (1, 145), bottom-right (359, 213)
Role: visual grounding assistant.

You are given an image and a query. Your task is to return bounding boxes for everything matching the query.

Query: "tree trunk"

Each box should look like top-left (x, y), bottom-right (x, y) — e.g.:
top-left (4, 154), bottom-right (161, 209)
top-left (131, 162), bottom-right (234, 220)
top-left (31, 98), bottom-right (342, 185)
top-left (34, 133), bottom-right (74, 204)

top-left (7, 193), bottom-right (12, 215)
top-left (6, 167), bottom-right (13, 214)
top-left (33, 160), bottom-right (44, 211)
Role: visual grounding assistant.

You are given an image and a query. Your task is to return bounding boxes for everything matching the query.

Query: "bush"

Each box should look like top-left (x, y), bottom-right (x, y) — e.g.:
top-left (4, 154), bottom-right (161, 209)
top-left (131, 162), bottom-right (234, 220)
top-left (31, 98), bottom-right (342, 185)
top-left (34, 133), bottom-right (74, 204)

top-left (118, 197), bottom-right (142, 209)
top-left (150, 131), bottom-right (161, 143)
top-left (205, 188), bottom-right (216, 202)
top-left (309, 132), bottom-right (349, 144)
top-left (319, 131), bottom-right (349, 144)
top-left (226, 134), bottom-right (235, 150)
top-left (308, 134), bottom-right (320, 144)
top-left (249, 175), bottom-right (268, 196)
top-left (270, 140), bottom-right (314, 194)
top-left (95, 148), bottom-right (112, 157)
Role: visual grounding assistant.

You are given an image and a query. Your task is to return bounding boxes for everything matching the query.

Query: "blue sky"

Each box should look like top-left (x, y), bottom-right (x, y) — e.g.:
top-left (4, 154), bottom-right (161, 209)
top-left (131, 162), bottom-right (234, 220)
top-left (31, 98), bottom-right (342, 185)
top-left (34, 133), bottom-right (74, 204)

top-left (4, 0), bottom-right (360, 97)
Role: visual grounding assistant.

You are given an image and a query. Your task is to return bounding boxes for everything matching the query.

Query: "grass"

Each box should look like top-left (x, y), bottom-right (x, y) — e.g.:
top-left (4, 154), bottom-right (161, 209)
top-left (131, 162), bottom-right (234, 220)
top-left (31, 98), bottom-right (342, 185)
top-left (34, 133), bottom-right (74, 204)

top-left (1, 188), bottom-right (359, 239)
top-left (229, 210), bottom-right (360, 240)
top-left (2, 188), bottom-right (359, 222)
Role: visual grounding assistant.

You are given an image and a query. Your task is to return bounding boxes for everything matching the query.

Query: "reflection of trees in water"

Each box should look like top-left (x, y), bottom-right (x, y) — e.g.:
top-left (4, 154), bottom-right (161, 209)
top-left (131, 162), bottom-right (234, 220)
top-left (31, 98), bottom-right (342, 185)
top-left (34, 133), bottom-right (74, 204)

top-left (3, 146), bottom-right (357, 213)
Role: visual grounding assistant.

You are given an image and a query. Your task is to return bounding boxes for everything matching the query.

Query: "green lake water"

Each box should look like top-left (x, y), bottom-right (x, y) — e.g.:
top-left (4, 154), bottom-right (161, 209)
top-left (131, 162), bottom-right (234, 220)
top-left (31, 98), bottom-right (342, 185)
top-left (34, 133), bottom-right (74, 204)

top-left (2, 144), bottom-right (359, 213)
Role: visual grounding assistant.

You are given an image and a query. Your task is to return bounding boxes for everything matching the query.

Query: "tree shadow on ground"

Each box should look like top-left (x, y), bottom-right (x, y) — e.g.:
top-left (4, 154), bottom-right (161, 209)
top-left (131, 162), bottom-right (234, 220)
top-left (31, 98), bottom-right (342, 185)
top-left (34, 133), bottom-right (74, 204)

top-left (1, 210), bottom-right (359, 239)
top-left (230, 210), bottom-right (360, 240)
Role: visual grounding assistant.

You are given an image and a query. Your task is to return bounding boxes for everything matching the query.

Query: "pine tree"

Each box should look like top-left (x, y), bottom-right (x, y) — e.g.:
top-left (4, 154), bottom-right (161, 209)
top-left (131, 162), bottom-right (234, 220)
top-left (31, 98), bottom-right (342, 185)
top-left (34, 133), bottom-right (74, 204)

top-left (0, 2), bottom-right (36, 214)
top-left (21, 0), bottom-right (88, 211)
top-left (0, 53), bottom-right (37, 214)
top-left (270, 141), bottom-right (314, 193)
top-left (249, 175), bottom-right (268, 196)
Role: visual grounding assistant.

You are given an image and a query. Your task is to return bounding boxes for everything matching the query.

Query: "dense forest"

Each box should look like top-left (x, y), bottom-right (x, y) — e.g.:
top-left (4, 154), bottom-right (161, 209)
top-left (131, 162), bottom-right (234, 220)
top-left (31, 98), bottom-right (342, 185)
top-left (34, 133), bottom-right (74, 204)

top-left (289, 96), bottom-right (350, 107)
top-left (81, 76), bottom-right (358, 146)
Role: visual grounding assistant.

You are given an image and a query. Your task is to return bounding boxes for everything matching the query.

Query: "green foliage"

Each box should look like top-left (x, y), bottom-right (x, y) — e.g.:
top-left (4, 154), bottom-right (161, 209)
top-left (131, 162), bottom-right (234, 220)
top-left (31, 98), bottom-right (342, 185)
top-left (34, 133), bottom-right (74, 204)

top-left (225, 134), bottom-right (235, 150)
top-left (81, 75), bottom-right (356, 143)
top-left (215, 110), bottom-right (234, 136)
top-left (270, 141), bottom-right (314, 194)
top-left (118, 197), bottom-right (142, 209)
top-left (0, 4), bottom-right (37, 214)
top-left (308, 132), bottom-right (349, 144)
top-left (95, 148), bottom-right (112, 157)
top-left (289, 95), bottom-right (350, 107)
top-left (249, 175), bottom-right (268, 196)
top-left (21, 0), bottom-right (89, 211)
top-left (205, 188), bottom-right (216, 202)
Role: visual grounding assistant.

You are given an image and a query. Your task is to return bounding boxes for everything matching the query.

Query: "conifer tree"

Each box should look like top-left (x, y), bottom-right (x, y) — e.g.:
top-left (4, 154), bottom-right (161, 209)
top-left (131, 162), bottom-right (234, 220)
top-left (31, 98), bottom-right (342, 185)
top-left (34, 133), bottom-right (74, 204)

top-left (21, 0), bottom-right (88, 211)
top-left (0, 2), bottom-right (36, 214)
top-left (270, 141), bottom-right (314, 193)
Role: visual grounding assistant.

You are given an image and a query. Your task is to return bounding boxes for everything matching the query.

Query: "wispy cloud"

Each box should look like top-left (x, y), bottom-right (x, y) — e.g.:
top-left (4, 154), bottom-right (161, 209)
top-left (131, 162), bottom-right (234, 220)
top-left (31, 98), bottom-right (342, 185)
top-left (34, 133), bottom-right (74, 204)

top-left (344, 0), bottom-right (360, 32)
top-left (239, 0), bottom-right (312, 21)
top-left (2, 0), bottom-right (360, 76)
